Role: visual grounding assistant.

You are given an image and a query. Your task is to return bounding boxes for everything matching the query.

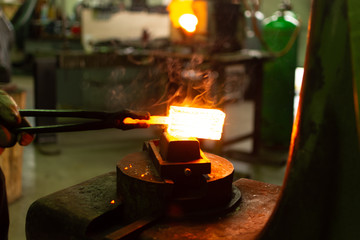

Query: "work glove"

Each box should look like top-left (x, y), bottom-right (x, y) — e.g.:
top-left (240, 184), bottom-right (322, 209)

top-left (0, 90), bottom-right (34, 154)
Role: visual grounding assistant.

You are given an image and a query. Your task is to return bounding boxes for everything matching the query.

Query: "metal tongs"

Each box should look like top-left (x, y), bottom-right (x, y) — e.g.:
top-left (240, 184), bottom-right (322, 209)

top-left (17, 109), bottom-right (152, 134)
top-left (17, 106), bottom-right (226, 140)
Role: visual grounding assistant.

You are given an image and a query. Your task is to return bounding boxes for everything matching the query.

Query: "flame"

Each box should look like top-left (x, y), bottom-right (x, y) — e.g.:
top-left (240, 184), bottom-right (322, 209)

top-left (123, 106), bottom-right (226, 140)
top-left (168, 0), bottom-right (198, 33)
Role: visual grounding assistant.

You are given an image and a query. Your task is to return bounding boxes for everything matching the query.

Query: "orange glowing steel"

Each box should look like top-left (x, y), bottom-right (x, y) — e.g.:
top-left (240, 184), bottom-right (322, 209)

top-left (168, 0), bottom-right (198, 33)
top-left (123, 106), bottom-right (226, 140)
top-left (123, 116), bottom-right (169, 125)
top-left (167, 106), bottom-right (225, 140)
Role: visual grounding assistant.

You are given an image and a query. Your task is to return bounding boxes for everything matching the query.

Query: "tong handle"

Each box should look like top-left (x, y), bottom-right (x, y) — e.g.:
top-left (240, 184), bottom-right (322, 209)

top-left (16, 121), bottom-right (115, 134)
top-left (17, 109), bottom-right (154, 134)
top-left (17, 109), bottom-right (121, 134)
top-left (19, 109), bottom-right (111, 119)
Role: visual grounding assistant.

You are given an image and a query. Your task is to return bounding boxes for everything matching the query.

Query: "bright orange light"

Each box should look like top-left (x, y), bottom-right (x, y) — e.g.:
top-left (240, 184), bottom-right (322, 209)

top-left (123, 116), bottom-right (169, 125)
top-left (167, 106), bottom-right (225, 140)
top-left (110, 200), bottom-right (115, 204)
top-left (179, 14), bottom-right (198, 33)
top-left (123, 106), bottom-right (226, 140)
top-left (168, 0), bottom-right (198, 33)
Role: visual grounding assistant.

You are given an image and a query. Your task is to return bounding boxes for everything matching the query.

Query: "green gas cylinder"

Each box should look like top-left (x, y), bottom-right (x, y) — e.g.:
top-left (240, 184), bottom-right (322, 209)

top-left (260, 2), bottom-right (300, 150)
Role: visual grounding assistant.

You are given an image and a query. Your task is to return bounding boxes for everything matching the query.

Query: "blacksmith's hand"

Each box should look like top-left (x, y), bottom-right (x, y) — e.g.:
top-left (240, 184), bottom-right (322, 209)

top-left (0, 90), bottom-right (34, 154)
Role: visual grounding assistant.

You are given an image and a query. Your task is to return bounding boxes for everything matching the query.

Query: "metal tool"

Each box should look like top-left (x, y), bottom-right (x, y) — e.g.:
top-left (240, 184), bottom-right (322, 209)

top-left (17, 109), bottom-right (151, 134)
top-left (125, 106), bottom-right (226, 140)
top-left (18, 106), bottom-right (226, 139)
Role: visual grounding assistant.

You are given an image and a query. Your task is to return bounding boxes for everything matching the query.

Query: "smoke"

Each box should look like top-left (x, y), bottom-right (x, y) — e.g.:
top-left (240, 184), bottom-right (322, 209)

top-left (80, 53), bottom-right (229, 114)
top-left (152, 54), bottom-right (223, 111)
top-left (105, 64), bottom-right (168, 114)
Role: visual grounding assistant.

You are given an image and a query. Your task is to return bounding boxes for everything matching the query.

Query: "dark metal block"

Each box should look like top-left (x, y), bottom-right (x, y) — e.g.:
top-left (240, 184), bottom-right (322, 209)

top-left (159, 132), bottom-right (200, 162)
top-left (26, 172), bottom-right (122, 240)
top-left (146, 139), bottom-right (211, 179)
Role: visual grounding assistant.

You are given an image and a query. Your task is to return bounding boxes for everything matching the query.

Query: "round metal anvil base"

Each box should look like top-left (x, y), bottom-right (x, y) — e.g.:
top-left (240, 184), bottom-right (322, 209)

top-left (117, 150), bottom-right (241, 222)
top-left (169, 185), bottom-right (241, 219)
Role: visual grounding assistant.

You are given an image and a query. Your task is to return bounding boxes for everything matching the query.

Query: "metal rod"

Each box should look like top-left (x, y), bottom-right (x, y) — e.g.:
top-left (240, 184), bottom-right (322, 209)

top-left (123, 116), bottom-right (168, 125)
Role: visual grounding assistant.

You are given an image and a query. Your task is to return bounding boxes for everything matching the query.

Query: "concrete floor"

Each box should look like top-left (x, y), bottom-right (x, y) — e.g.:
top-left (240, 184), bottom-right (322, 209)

top-left (7, 74), bottom-right (287, 240)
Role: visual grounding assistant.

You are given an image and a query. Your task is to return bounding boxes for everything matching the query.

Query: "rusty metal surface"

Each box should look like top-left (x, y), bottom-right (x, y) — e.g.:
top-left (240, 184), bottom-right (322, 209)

top-left (25, 170), bottom-right (279, 240)
top-left (26, 172), bottom-right (121, 240)
top-left (117, 150), bottom-right (235, 223)
top-left (139, 178), bottom-right (281, 240)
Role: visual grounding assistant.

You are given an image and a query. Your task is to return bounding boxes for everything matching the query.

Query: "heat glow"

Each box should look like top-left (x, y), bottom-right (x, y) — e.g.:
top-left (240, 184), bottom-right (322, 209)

top-left (179, 14), bottom-right (198, 33)
top-left (167, 106), bottom-right (225, 140)
top-left (123, 106), bottom-right (226, 140)
top-left (168, 0), bottom-right (198, 33)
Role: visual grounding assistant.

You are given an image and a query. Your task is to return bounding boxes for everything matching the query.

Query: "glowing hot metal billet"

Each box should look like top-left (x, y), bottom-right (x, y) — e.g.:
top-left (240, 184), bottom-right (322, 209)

top-left (168, 106), bottom-right (225, 140)
top-left (124, 106), bottom-right (226, 140)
